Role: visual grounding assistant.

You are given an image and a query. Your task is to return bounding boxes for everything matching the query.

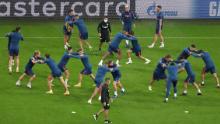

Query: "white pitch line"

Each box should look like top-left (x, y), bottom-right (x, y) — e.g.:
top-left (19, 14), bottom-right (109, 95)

top-left (0, 36), bottom-right (220, 39)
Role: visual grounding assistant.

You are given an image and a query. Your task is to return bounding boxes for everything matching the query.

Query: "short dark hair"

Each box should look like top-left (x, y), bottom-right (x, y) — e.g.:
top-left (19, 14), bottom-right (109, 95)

top-left (165, 54), bottom-right (172, 59)
top-left (45, 53), bottom-right (50, 58)
top-left (191, 44), bottom-right (196, 48)
top-left (67, 47), bottom-right (72, 51)
top-left (15, 27), bottom-right (21, 32)
top-left (157, 5), bottom-right (162, 9)
top-left (68, 9), bottom-right (73, 14)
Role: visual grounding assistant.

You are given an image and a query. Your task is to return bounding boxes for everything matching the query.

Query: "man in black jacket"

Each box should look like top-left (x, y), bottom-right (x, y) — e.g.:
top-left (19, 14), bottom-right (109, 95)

top-left (97, 17), bottom-right (111, 51)
top-left (93, 78), bottom-right (112, 124)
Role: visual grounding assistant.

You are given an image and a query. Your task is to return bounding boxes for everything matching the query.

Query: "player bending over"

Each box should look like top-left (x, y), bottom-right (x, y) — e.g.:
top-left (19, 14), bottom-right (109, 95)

top-left (6, 27), bottom-right (24, 73)
top-left (73, 15), bottom-right (92, 50)
top-left (74, 49), bottom-right (95, 88)
top-left (43, 54), bottom-right (69, 96)
top-left (63, 9), bottom-right (75, 49)
top-left (16, 50), bottom-right (43, 88)
top-left (108, 61), bottom-right (125, 98)
top-left (177, 44), bottom-right (197, 60)
top-left (148, 5), bottom-right (164, 48)
top-left (93, 78), bottom-right (112, 124)
top-left (178, 58), bottom-right (202, 95)
top-left (148, 55), bottom-right (172, 91)
top-left (195, 50), bottom-right (220, 88)
top-left (126, 31), bottom-right (151, 64)
top-left (98, 32), bottom-right (136, 67)
top-left (58, 47), bottom-right (79, 87)
top-left (88, 61), bottom-right (113, 104)
top-left (97, 17), bottom-right (111, 51)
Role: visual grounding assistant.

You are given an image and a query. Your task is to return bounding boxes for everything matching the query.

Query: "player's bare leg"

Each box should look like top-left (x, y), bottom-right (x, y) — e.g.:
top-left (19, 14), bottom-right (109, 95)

top-left (182, 82), bottom-right (188, 95)
top-left (75, 73), bottom-right (83, 88)
top-left (27, 75), bottom-right (36, 89)
top-left (59, 76), bottom-right (70, 95)
top-left (159, 33), bottom-right (165, 48)
top-left (201, 67), bottom-right (206, 86)
top-left (84, 40), bottom-right (92, 49)
top-left (137, 55), bottom-right (151, 64)
top-left (8, 56), bottom-right (14, 73)
top-left (46, 75), bottom-right (54, 94)
top-left (126, 50), bottom-right (133, 64)
top-left (79, 39), bottom-right (84, 50)
top-left (113, 82), bottom-right (118, 97)
top-left (16, 73), bottom-right (26, 86)
top-left (99, 52), bottom-right (110, 66)
top-left (15, 56), bottom-right (19, 72)
top-left (148, 34), bottom-right (158, 48)
top-left (88, 87), bottom-right (101, 104)
top-left (148, 78), bottom-right (155, 91)
top-left (64, 35), bottom-right (70, 49)
top-left (116, 50), bottom-right (122, 66)
top-left (193, 82), bottom-right (202, 95)
top-left (213, 73), bottom-right (220, 88)
top-left (104, 110), bottom-right (110, 122)
top-left (64, 70), bottom-right (70, 87)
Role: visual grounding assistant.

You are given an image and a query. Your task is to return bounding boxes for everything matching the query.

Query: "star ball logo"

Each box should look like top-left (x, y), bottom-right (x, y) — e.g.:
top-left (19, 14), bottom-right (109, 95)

top-left (145, 2), bottom-right (178, 17)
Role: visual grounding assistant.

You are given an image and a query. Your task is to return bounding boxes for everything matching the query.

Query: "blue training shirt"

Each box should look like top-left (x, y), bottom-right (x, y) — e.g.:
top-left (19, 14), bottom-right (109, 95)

top-left (154, 58), bottom-right (169, 74)
top-left (7, 32), bottom-right (23, 50)
top-left (110, 32), bottom-right (136, 49)
top-left (121, 11), bottom-right (136, 24)
top-left (182, 60), bottom-right (195, 76)
top-left (156, 11), bottom-right (164, 28)
top-left (58, 52), bottom-right (78, 67)
top-left (201, 52), bottom-right (215, 68)
top-left (131, 39), bottom-right (141, 52)
top-left (44, 57), bottom-right (61, 74)
top-left (167, 64), bottom-right (179, 80)
top-left (95, 65), bottom-right (110, 83)
top-left (73, 18), bottom-right (88, 34)
top-left (178, 48), bottom-right (191, 60)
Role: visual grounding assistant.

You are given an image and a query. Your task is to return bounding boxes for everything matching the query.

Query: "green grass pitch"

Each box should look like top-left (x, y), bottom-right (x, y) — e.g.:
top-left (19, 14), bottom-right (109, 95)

top-left (0, 19), bottom-right (220, 124)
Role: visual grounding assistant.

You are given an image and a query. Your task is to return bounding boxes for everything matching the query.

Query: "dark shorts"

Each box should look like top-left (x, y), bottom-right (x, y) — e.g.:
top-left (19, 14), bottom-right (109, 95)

top-left (205, 66), bottom-right (216, 74)
top-left (58, 65), bottom-right (67, 72)
top-left (63, 26), bottom-right (72, 36)
top-left (100, 33), bottom-right (110, 43)
top-left (25, 69), bottom-right (35, 76)
top-left (52, 71), bottom-right (62, 78)
top-left (113, 76), bottom-right (121, 82)
top-left (80, 68), bottom-right (92, 75)
top-left (9, 48), bottom-right (19, 56)
top-left (123, 24), bottom-right (132, 33)
top-left (108, 46), bottom-right (119, 54)
top-left (153, 72), bottom-right (167, 81)
top-left (80, 32), bottom-right (88, 40)
top-left (185, 75), bottom-right (195, 84)
top-left (94, 80), bottom-right (102, 88)
top-left (156, 25), bottom-right (163, 34)
top-left (101, 101), bottom-right (110, 110)
top-left (131, 48), bottom-right (141, 56)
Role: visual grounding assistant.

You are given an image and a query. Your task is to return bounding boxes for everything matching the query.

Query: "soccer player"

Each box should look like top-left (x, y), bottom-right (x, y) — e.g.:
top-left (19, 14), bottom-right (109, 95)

top-left (148, 55), bottom-right (172, 91)
top-left (178, 58), bottom-right (202, 95)
top-left (93, 78), bottom-right (112, 124)
top-left (43, 54), bottom-right (69, 95)
top-left (164, 62), bottom-right (179, 103)
top-left (6, 27), bottom-right (24, 73)
top-left (148, 5), bottom-right (164, 48)
top-left (73, 15), bottom-right (92, 50)
top-left (16, 50), bottom-right (43, 88)
top-left (63, 9), bottom-right (75, 49)
top-left (5, 29), bottom-right (15, 68)
top-left (177, 44), bottom-right (197, 60)
top-left (98, 32), bottom-right (136, 66)
top-left (108, 61), bottom-right (125, 98)
top-left (97, 17), bottom-right (112, 51)
top-left (126, 32), bottom-right (151, 64)
top-left (73, 48), bottom-right (95, 88)
top-left (120, 4), bottom-right (137, 47)
top-left (57, 47), bottom-right (78, 86)
top-left (195, 50), bottom-right (220, 87)
top-left (88, 61), bottom-right (113, 104)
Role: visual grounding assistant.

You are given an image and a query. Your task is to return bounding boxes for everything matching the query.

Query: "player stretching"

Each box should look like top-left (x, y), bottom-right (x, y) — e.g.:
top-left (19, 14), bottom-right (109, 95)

top-left (6, 27), bottom-right (24, 73)
top-left (120, 4), bottom-right (137, 47)
top-left (178, 58), bottom-right (202, 95)
top-left (74, 49), bottom-right (95, 88)
top-left (43, 54), bottom-right (69, 95)
top-left (63, 9), bottom-right (75, 49)
top-left (164, 62), bottom-right (179, 103)
top-left (97, 17), bottom-right (111, 51)
top-left (98, 32), bottom-right (136, 66)
top-left (58, 47), bottom-right (78, 87)
top-left (126, 32), bottom-right (151, 64)
top-left (88, 62), bottom-right (112, 104)
top-left (148, 55), bottom-right (172, 91)
top-left (16, 50), bottom-right (43, 88)
top-left (148, 5), bottom-right (164, 48)
top-left (93, 78), bottom-right (112, 124)
top-left (108, 61), bottom-right (125, 98)
top-left (196, 50), bottom-right (220, 87)
top-left (177, 44), bottom-right (197, 60)
top-left (73, 15), bottom-right (92, 50)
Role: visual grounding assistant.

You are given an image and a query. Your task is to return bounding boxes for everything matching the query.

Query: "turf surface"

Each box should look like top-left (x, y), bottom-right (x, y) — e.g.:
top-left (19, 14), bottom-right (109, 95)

top-left (0, 19), bottom-right (220, 124)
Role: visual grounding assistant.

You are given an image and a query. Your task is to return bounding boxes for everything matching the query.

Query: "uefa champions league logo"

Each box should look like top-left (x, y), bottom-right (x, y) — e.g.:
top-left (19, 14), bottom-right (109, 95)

top-left (146, 2), bottom-right (157, 16)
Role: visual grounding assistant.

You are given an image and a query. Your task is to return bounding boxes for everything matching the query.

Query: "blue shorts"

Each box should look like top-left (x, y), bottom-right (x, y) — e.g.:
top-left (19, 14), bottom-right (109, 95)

top-left (123, 24), bottom-right (132, 33)
top-left (52, 71), bottom-right (62, 78)
top-left (113, 76), bottom-right (121, 82)
top-left (156, 25), bottom-right (163, 34)
top-left (205, 66), bottom-right (216, 74)
top-left (25, 69), bottom-right (35, 76)
top-left (58, 65), bottom-right (67, 72)
top-left (80, 68), bottom-right (92, 75)
top-left (131, 48), bottom-right (141, 56)
top-left (108, 46), bottom-right (119, 53)
top-left (80, 32), bottom-right (88, 40)
top-left (185, 75), bottom-right (195, 84)
top-left (153, 71), bottom-right (167, 81)
top-left (63, 26), bottom-right (72, 36)
top-left (94, 80), bottom-right (102, 88)
top-left (9, 48), bottom-right (19, 56)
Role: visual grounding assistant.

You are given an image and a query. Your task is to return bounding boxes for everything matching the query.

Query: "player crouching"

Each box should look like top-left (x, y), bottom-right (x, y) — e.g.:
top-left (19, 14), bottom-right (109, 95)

top-left (93, 78), bottom-right (112, 124)
top-left (16, 50), bottom-right (43, 88)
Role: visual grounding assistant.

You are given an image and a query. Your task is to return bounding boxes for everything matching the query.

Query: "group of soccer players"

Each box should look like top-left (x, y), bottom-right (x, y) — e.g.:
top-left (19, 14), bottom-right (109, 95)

top-left (5, 4), bottom-right (219, 124)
